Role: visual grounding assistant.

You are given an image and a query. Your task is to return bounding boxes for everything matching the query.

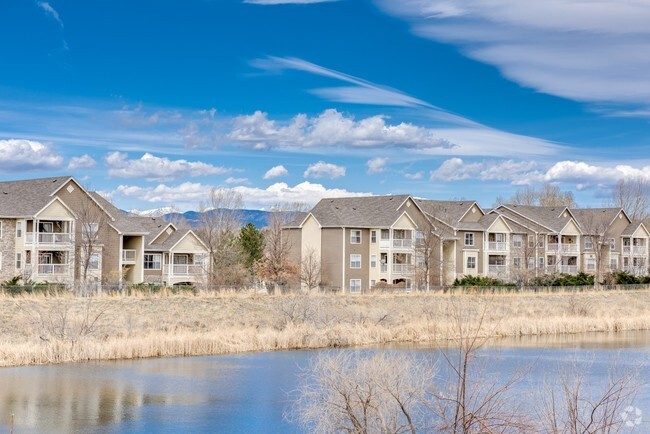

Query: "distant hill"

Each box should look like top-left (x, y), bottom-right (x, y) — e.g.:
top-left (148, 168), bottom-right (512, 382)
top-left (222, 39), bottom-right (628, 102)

top-left (128, 208), bottom-right (304, 229)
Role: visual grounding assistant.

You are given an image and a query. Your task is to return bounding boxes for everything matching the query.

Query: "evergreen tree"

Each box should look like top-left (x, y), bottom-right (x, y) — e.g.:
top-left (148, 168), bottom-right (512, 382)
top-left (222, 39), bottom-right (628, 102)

top-left (239, 222), bottom-right (264, 271)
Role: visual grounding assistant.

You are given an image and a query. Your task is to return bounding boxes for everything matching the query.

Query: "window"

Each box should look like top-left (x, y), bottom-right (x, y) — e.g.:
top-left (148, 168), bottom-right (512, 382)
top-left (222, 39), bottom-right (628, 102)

top-left (513, 235), bottom-right (523, 248)
top-left (88, 253), bottom-right (100, 270)
top-left (608, 238), bottom-right (615, 251)
top-left (370, 279), bottom-right (376, 288)
top-left (624, 257), bottom-right (630, 267)
top-left (370, 254), bottom-right (377, 269)
top-left (350, 254), bottom-right (361, 269)
top-left (144, 254), bottom-right (162, 270)
top-left (633, 257), bottom-right (645, 267)
top-left (350, 279), bottom-right (361, 293)
top-left (528, 235), bottom-right (535, 248)
top-left (527, 257), bottom-right (535, 269)
top-left (15, 222), bottom-right (22, 238)
top-left (350, 230), bottom-right (361, 244)
top-left (15, 253), bottom-right (21, 269)
top-left (513, 257), bottom-right (522, 269)
top-left (381, 229), bottom-right (390, 240)
top-left (25, 251), bottom-right (31, 265)
top-left (586, 258), bottom-right (595, 271)
top-left (83, 223), bottom-right (99, 241)
top-left (584, 236), bottom-right (593, 250)
top-left (40, 222), bottom-right (53, 233)
top-left (371, 231), bottom-right (377, 243)
top-left (465, 233), bottom-right (474, 246)
top-left (538, 235), bottom-right (544, 248)
top-left (466, 256), bottom-right (476, 269)
top-left (539, 257), bottom-right (545, 266)
top-left (610, 258), bottom-right (617, 270)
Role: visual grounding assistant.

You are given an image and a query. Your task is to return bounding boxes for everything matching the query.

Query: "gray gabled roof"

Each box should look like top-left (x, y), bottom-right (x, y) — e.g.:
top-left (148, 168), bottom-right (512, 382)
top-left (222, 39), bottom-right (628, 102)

top-left (571, 208), bottom-right (624, 232)
top-left (307, 195), bottom-right (414, 228)
top-left (89, 192), bottom-right (148, 235)
top-left (497, 204), bottom-right (573, 232)
top-left (622, 221), bottom-right (647, 237)
top-left (0, 176), bottom-right (72, 217)
top-left (415, 199), bottom-right (481, 230)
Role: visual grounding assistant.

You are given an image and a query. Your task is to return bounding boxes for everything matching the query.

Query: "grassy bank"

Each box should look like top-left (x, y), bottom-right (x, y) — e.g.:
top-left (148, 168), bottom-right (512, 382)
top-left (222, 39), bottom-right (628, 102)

top-left (1, 290), bottom-right (649, 367)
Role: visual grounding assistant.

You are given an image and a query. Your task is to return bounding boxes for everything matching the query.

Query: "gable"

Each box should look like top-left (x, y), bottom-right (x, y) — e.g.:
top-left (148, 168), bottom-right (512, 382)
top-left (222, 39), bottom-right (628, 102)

top-left (632, 224), bottom-right (650, 238)
top-left (36, 199), bottom-right (75, 220)
top-left (173, 232), bottom-right (208, 252)
top-left (392, 212), bottom-right (417, 230)
top-left (561, 219), bottom-right (581, 235)
top-left (460, 203), bottom-right (483, 223)
top-left (487, 216), bottom-right (511, 233)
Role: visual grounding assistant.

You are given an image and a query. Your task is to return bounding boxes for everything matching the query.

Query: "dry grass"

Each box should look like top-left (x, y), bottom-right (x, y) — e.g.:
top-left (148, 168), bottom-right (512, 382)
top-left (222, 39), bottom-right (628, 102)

top-left (1, 289), bottom-right (650, 367)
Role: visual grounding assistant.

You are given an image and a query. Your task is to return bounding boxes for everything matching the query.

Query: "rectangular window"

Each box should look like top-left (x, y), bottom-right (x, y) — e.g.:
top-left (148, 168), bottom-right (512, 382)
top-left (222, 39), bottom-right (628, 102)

top-left (25, 250), bottom-right (31, 265)
top-left (539, 257), bottom-right (545, 266)
top-left (608, 238), bottom-right (615, 251)
top-left (513, 257), bottom-right (522, 269)
top-left (381, 229), bottom-right (390, 240)
top-left (538, 235), bottom-right (544, 248)
top-left (15, 253), bottom-right (21, 270)
top-left (370, 254), bottom-right (377, 269)
top-left (513, 235), bottom-right (523, 248)
top-left (371, 230), bottom-right (377, 243)
top-left (82, 222), bottom-right (99, 241)
top-left (586, 258), bottom-right (595, 271)
top-left (15, 221), bottom-right (22, 238)
top-left (528, 257), bottom-right (535, 269)
top-left (584, 236), bottom-right (593, 250)
top-left (528, 235), bottom-right (535, 248)
top-left (350, 279), bottom-right (361, 293)
top-left (350, 254), bottom-right (361, 269)
top-left (465, 233), bottom-right (474, 246)
top-left (144, 253), bottom-right (162, 270)
top-left (88, 253), bottom-right (100, 270)
top-left (466, 256), bottom-right (476, 269)
top-left (610, 258), bottom-right (617, 270)
top-left (370, 279), bottom-right (376, 288)
top-left (350, 230), bottom-right (361, 244)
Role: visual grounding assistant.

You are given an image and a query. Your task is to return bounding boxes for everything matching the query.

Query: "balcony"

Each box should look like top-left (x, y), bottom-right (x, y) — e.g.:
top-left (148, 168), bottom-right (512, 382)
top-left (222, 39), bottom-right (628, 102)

top-left (37, 264), bottom-right (70, 275)
top-left (391, 263), bottom-right (413, 274)
top-left (380, 263), bottom-right (388, 273)
top-left (25, 232), bottom-right (73, 246)
top-left (559, 265), bottom-right (578, 274)
top-left (623, 246), bottom-right (647, 255)
top-left (488, 265), bottom-right (507, 276)
top-left (487, 242), bottom-right (507, 252)
top-left (624, 266), bottom-right (647, 276)
top-left (169, 264), bottom-right (204, 276)
top-left (122, 249), bottom-right (137, 264)
top-left (392, 239), bottom-right (413, 249)
top-left (547, 243), bottom-right (578, 253)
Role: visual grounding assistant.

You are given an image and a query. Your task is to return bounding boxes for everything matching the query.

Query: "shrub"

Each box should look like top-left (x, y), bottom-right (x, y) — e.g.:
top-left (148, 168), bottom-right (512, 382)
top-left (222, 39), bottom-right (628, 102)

top-left (453, 275), bottom-right (516, 287)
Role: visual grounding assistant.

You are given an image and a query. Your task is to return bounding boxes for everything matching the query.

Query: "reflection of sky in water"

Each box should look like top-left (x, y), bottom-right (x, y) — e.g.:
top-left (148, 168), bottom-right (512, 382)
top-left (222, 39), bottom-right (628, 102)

top-left (0, 330), bottom-right (647, 433)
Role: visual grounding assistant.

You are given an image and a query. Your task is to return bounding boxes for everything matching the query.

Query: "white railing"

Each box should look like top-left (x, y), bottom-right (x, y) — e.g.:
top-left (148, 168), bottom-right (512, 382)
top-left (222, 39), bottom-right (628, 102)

top-left (547, 243), bottom-right (559, 252)
top-left (633, 246), bottom-right (647, 255)
top-left (561, 244), bottom-right (578, 253)
top-left (122, 249), bottom-right (136, 263)
top-left (392, 239), bottom-right (413, 248)
top-left (487, 242), bottom-right (507, 251)
top-left (380, 264), bottom-right (388, 273)
top-left (488, 265), bottom-right (507, 275)
top-left (624, 266), bottom-right (647, 276)
top-left (25, 232), bottom-right (73, 245)
top-left (37, 264), bottom-right (69, 275)
top-left (392, 264), bottom-right (413, 274)
top-left (380, 240), bottom-right (390, 248)
top-left (559, 265), bottom-right (578, 274)
top-left (171, 264), bottom-right (204, 275)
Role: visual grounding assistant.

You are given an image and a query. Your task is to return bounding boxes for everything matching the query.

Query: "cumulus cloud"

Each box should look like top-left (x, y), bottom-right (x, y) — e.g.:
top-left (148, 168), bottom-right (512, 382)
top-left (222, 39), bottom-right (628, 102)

top-left (105, 152), bottom-right (235, 181)
top-left (0, 139), bottom-right (64, 171)
top-left (229, 109), bottom-right (454, 151)
top-left (430, 158), bottom-right (539, 183)
top-left (67, 154), bottom-right (96, 170)
top-left (113, 181), bottom-right (370, 209)
top-left (405, 171), bottom-right (423, 180)
top-left (376, 0), bottom-right (650, 110)
top-left (366, 157), bottom-right (388, 174)
top-left (541, 161), bottom-right (650, 184)
top-left (225, 177), bottom-right (249, 184)
top-left (304, 161), bottom-right (346, 179)
top-left (263, 165), bottom-right (289, 179)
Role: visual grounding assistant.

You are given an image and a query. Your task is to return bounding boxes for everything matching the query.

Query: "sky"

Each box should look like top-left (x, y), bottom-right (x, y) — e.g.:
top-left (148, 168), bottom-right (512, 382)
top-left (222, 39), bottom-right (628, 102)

top-left (2, 0), bottom-right (650, 212)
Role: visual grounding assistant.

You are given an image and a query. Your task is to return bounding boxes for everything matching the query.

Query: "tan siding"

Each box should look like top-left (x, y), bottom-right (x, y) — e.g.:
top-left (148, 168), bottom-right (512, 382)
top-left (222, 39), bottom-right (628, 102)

top-left (345, 228), bottom-right (369, 291)
top-left (320, 228), bottom-right (343, 289)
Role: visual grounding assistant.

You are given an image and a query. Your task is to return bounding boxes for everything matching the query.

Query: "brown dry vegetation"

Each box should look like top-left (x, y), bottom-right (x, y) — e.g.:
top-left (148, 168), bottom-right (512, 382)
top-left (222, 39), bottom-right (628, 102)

top-left (1, 289), bottom-right (649, 367)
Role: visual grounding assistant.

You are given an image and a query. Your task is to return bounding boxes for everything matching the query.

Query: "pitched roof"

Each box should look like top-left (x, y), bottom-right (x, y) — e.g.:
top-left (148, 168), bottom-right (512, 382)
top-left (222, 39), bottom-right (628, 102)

top-left (622, 221), bottom-right (646, 236)
top-left (497, 204), bottom-right (573, 232)
top-left (0, 176), bottom-right (72, 217)
top-left (571, 208), bottom-right (623, 232)
top-left (307, 195), bottom-right (414, 228)
top-left (415, 199), bottom-right (483, 231)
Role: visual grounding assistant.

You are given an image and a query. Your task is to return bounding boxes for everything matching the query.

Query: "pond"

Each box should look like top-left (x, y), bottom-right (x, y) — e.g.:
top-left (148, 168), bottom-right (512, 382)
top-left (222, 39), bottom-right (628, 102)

top-left (0, 331), bottom-right (649, 433)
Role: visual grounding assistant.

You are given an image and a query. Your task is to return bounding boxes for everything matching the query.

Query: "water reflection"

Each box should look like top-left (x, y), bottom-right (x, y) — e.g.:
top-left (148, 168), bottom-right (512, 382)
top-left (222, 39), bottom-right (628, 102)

top-left (0, 331), bottom-right (648, 433)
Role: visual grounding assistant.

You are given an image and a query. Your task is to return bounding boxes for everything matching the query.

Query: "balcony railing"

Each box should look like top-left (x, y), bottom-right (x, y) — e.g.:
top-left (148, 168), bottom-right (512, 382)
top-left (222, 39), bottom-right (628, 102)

top-left (623, 246), bottom-right (647, 255)
top-left (392, 264), bottom-right (413, 274)
top-left (25, 232), bottom-right (73, 245)
top-left (547, 243), bottom-right (578, 253)
top-left (122, 249), bottom-right (136, 263)
top-left (170, 264), bottom-right (204, 275)
top-left (392, 239), bottom-right (413, 249)
top-left (559, 265), bottom-right (578, 274)
top-left (37, 264), bottom-right (70, 275)
top-left (624, 266), bottom-right (648, 276)
top-left (380, 263), bottom-right (388, 273)
top-left (488, 264), bottom-right (507, 275)
top-left (487, 242), bottom-right (507, 252)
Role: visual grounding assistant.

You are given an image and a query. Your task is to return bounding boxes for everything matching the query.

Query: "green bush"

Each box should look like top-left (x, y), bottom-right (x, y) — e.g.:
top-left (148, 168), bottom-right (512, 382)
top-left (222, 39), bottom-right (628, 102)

top-left (452, 275), bottom-right (516, 287)
top-left (530, 272), bottom-right (594, 287)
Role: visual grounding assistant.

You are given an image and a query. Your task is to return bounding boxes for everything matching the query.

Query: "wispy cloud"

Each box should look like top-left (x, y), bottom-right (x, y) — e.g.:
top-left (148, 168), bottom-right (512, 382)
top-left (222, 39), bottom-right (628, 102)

top-left (375, 0), bottom-right (650, 115)
top-left (36, 1), bottom-right (63, 27)
top-left (366, 157), bottom-right (388, 174)
top-left (245, 0), bottom-right (339, 4)
top-left (68, 154), bottom-right (96, 170)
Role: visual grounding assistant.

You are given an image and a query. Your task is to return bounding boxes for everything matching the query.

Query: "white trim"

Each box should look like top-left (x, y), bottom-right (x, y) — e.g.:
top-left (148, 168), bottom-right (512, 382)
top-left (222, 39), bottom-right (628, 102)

top-left (457, 202), bottom-right (485, 222)
top-left (298, 212), bottom-right (322, 229)
top-left (150, 223), bottom-right (177, 244)
top-left (168, 230), bottom-right (210, 252)
top-left (51, 178), bottom-right (116, 222)
top-left (34, 196), bottom-right (78, 220)
top-left (389, 211), bottom-right (418, 229)
top-left (496, 205), bottom-right (555, 232)
top-left (485, 215), bottom-right (513, 233)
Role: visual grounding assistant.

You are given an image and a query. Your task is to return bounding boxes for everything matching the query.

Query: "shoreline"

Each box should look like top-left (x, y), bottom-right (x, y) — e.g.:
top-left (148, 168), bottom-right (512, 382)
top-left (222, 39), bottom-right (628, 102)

top-left (2, 290), bottom-right (650, 367)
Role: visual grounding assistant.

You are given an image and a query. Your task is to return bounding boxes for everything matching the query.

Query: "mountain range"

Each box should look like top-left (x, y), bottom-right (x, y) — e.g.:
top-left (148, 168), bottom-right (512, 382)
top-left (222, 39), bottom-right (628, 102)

top-left (128, 208), bottom-right (295, 229)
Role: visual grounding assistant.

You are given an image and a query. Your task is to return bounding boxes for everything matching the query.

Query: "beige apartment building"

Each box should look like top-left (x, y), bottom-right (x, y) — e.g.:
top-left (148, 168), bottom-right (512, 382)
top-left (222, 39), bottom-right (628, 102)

top-left (287, 195), bottom-right (650, 292)
top-left (0, 176), bottom-right (210, 288)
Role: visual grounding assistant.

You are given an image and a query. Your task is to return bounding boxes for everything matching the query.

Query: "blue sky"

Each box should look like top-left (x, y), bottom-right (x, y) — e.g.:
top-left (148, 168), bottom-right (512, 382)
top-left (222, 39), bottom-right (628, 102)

top-left (2, 0), bottom-right (650, 211)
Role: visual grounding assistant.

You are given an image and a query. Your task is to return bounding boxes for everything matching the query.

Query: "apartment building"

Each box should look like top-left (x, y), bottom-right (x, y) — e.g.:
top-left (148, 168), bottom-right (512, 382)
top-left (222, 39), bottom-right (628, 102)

top-left (287, 196), bottom-right (650, 292)
top-left (0, 176), bottom-right (210, 287)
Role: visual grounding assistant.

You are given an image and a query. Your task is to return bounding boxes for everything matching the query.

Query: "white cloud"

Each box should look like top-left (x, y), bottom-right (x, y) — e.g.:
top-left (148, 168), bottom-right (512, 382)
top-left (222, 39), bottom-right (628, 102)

top-left (114, 181), bottom-right (370, 210)
top-left (366, 157), bottom-right (388, 174)
top-left (405, 171), bottom-right (423, 180)
top-left (36, 1), bottom-right (63, 27)
top-left (105, 152), bottom-right (235, 181)
top-left (430, 158), bottom-right (539, 183)
top-left (541, 161), bottom-right (650, 184)
top-left (245, 0), bottom-right (338, 4)
top-left (304, 161), bottom-right (346, 179)
top-left (263, 165), bottom-right (289, 179)
top-left (0, 139), bottom-right (64, 171)
top-left (225, 177), bottom-right (249, 184)
top-left (230, 109), bottom-right (454, 151)
top-left (376, 0), bottom-right (650, 111)
top-left (67, 154), bottom-right (96, 170)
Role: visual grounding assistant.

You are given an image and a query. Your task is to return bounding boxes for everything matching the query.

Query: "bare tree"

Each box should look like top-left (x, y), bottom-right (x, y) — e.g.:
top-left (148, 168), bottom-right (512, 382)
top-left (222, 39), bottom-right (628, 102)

top-left (578, 212), bottom-right (616, 287)
top-left (76, 199), bottom-right (109, 294)
top-left (509, 184), bottom-right (576, 207)
top-left (509, 231), bottom-right (539, 285)
top-left (300, 247), bottom-right (321, 293)
top-left (607, 177), bottom-right (650, 222)
top-left (196, 188), bottom-right (247, 287)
